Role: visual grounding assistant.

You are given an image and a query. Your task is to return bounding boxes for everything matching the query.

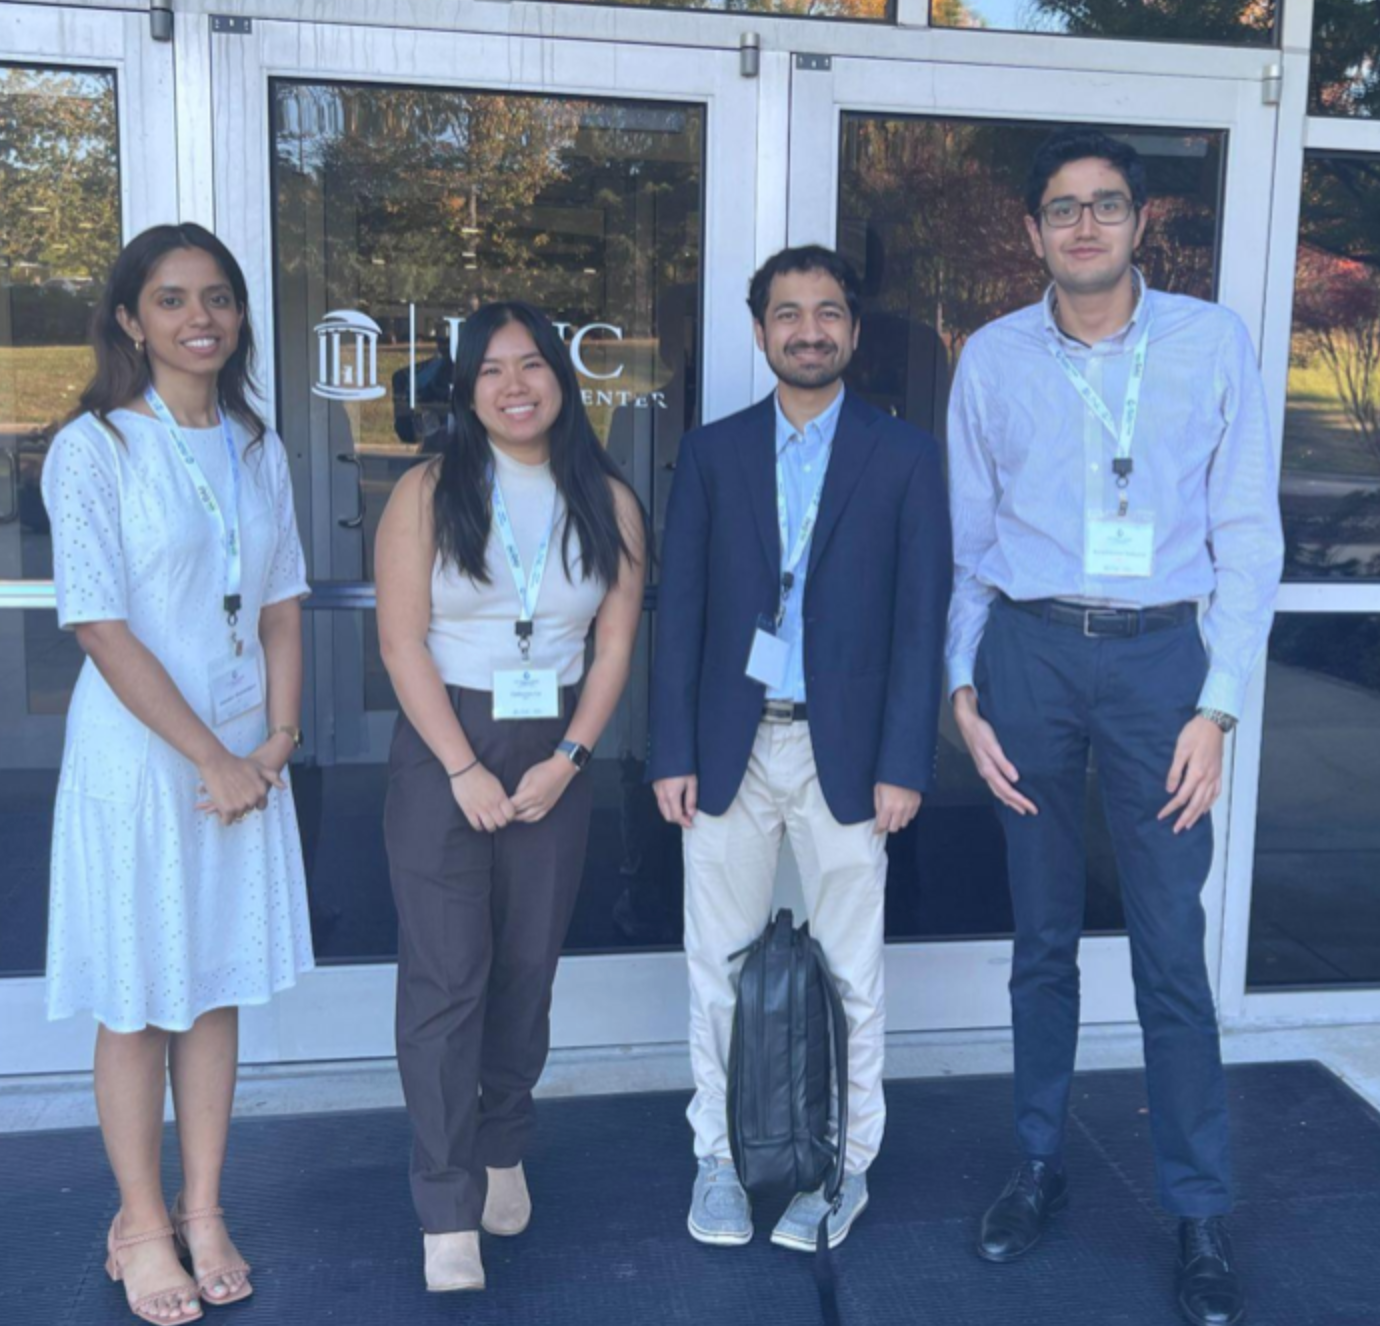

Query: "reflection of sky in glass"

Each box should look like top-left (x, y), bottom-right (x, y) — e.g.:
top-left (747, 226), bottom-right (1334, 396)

top-left (933, 0), bottom-right (1062, 29)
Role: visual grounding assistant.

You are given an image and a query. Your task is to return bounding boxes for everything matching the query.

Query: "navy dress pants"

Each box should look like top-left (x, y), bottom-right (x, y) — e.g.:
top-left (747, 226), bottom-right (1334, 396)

top-left (975, 598), bottom-right (1233, 1217)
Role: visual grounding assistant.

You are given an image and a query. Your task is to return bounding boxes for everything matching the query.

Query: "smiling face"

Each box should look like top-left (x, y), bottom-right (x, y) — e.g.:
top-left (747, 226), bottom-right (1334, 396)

top-left (471, 319), bottom-right (563, 456)
top-left (1024, 156), bottom-right (1147, 298)
top-left (753, 267), bottom-right (859, 392)
top-left (115, 246), bottom-right (244, 381)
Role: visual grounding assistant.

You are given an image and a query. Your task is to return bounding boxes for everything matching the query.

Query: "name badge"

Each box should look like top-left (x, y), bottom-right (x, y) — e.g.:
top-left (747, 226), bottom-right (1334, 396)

top-left (1085, 511), bottom-right (1155, 578)
top-left (208, 651), bottom-right (264, 727)
top-left (493, 667), bottom-right (560, 720)
top-left (745, 618), bottom-right (791, 690)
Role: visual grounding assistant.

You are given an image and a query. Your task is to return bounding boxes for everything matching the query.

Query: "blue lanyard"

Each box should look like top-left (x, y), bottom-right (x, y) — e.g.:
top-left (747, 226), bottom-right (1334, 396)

top-left (144, 387), bottom-right (243, 631)
top-left (489, 467), bottom-right (558, 660)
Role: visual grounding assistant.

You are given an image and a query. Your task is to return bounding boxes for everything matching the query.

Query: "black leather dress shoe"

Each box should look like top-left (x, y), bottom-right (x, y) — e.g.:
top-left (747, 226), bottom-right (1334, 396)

top-left (1177, 1218), bottom-right (1246, 1326)
top-left (975, 1159), bottom-right (1069, 1263)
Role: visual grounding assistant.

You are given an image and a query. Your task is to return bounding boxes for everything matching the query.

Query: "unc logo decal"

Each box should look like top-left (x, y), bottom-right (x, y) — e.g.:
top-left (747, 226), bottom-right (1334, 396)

top-left (313, 310), bottom-right (387, 401)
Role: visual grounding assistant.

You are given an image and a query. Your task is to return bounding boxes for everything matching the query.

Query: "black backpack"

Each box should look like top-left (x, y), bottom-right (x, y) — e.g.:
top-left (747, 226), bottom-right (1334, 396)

top-left (727, 909), bottom-right (850, 1324)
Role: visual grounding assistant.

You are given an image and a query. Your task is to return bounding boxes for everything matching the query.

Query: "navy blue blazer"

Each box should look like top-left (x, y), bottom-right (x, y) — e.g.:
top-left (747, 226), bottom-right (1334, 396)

top-left (648, 391), bottom-right (953, 825)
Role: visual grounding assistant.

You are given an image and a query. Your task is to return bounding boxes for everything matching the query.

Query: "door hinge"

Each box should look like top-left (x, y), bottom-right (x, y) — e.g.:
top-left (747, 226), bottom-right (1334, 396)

top-left (1262, 62), bottom-right (1282, 106)
top-left (211, 15), bottom-right (253, 35)
top-left (795, 54), bottom-right (832, 72)
top-left (150, 1), bottom-right (172, 42)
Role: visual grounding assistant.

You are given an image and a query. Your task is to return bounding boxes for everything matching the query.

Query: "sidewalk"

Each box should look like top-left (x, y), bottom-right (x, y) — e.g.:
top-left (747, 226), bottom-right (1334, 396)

top-left (5, 1021), bottom-right (1380, 1133)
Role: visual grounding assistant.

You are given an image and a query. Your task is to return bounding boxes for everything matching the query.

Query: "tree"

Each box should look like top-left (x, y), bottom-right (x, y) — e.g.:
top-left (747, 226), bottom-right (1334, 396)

top-left (1029, 0), bottom-right (1274, 43)
top-left (0, 68), bottom-right (120, 284)
top-left (1310, 0), bottom-right (1380, 118)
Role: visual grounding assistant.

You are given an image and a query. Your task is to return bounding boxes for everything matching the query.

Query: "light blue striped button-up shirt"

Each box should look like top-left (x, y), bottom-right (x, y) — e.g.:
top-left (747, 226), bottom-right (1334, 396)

top-left (945, 280), bottom-right (1283, 719)
top-left (770, 386), bottom-right (844, 703)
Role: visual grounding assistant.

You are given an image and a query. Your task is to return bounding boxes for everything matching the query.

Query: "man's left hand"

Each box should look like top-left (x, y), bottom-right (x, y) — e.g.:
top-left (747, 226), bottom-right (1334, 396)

top-left (874, 783), bottom-right (922, 835)
top-left (1158, 716), bottom-right (1225, 835)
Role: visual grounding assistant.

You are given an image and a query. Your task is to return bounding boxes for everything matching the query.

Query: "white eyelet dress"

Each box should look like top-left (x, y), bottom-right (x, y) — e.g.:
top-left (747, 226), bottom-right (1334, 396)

top-left (42, 409), bottom-right (316, 1033)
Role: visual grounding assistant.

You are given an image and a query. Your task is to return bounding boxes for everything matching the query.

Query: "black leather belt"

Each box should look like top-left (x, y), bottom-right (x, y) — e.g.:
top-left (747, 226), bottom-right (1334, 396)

top-left (1004, 595), bottom-right (1196, 638)
top-left (762, 700), bottom-right (808, 724)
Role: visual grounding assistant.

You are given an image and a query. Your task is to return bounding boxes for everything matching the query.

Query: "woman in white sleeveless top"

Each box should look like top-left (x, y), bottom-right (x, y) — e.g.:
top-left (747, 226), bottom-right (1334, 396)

top-left (42, 225), bottom-right (314, 1323)
top-left (376, 302), bottom-right (645, 1293)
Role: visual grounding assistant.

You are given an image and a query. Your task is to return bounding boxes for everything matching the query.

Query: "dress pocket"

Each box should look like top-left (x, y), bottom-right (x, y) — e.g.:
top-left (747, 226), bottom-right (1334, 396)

top-left (64, 720), bottom-right (149, 807)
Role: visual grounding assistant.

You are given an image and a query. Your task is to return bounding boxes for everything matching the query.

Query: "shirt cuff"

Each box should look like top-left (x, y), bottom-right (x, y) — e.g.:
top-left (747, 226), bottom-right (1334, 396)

top-left (946, 655), bottom-right (976, 699)
top-left (1196, 669), bottom-right (1245, 722)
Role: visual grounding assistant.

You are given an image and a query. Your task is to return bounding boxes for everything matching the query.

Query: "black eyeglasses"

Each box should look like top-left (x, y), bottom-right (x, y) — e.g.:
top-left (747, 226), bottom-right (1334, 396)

top-left (1038, 194), bottom-right (1136, 229)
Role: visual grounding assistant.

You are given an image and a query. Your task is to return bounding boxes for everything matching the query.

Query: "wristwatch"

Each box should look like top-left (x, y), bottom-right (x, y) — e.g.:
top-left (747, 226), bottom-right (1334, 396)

top-left (1196, 708), bottom-right (1237, 735)
top-left (556, 739), bottom-right (591, 772)
top-left (268, 724), bottom-right (304, 748)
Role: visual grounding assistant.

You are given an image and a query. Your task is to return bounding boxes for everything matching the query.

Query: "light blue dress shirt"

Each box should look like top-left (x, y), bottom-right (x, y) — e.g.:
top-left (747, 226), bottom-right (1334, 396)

top-left (770, 387), bottom-right (844, 703)
top-left (945, 279), bottom-right (1283, 720)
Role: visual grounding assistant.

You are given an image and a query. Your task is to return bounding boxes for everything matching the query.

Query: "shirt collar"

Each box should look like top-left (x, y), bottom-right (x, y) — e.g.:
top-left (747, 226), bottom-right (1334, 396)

top-left (1042, 267), bottom-right (1149, 350)
top-left (774, 386), bottom-right (846, 457)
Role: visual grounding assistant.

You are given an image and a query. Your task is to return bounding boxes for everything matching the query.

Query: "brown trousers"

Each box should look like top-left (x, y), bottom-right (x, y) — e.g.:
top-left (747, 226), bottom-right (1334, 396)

top-left (384, 685), bottom-right (591, 1233)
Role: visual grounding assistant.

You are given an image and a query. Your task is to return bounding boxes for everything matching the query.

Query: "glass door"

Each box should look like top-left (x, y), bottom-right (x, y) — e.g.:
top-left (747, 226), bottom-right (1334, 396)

top-left (0, 6), bottom-right (179, 1074)
top-left (211, 19), bottom-right (763, 1060)
top-left (786, 54), bottom-right (1277, 1032)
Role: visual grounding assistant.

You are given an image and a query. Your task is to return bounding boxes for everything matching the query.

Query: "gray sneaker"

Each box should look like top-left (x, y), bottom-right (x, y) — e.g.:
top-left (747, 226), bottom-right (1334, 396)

top-left (770, 1172), bottom-right (869, 1252)
top-left (687, 1157), bottom-right (753, 1247)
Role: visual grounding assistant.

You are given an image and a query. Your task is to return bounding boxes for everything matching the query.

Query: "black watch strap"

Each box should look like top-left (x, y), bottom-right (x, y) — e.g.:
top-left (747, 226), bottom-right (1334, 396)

top-left (556, 739), bottom-right (591, 771)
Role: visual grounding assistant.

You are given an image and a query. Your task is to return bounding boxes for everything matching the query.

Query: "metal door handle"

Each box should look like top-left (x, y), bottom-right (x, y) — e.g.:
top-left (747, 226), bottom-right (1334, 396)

top-left (0, 448), bottom-right (18, 525)
top-left (336, 452), bottom-right (365, 530)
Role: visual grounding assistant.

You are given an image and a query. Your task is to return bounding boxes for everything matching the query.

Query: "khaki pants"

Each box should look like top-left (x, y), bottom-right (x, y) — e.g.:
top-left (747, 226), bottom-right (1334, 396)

top-left (683, 719), bottom-right (888, 1175)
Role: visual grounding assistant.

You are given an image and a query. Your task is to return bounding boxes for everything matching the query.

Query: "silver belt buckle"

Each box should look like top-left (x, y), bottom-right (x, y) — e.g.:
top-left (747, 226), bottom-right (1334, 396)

top-left (1083, 609), bottom-right (1121, 638)
top-left (762, 699), bottom-right (794, 725)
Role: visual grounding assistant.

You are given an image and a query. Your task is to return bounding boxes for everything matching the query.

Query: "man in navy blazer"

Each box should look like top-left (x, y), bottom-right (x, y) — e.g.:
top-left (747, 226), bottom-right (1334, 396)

top-left (650, 245), bottom-right (952, 1252)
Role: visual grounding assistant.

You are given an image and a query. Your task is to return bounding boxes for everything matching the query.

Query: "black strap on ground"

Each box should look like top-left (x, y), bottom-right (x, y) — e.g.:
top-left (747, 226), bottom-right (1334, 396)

top-left (814, 1211), bottom-right (842, 1326)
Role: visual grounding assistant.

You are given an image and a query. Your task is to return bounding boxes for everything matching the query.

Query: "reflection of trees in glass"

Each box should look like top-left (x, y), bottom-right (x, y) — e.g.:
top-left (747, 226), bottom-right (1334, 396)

top-left (0, 68), bottom-right (119, 283)
top-left (274, 84), bottom-right (702, 342)
top-left (548, 0), bottom-right (887, 16)
top-left (935, 0), bottom-right (1273, 41)
top-left (840, 118), bottom-right (1220, 365)
top-left (1294, 244), bottom-right (1380, 461)
top-left (1282, 154), bottom-right (1380, 581)
top-left (1310, 0), bottom-right (1380, 118)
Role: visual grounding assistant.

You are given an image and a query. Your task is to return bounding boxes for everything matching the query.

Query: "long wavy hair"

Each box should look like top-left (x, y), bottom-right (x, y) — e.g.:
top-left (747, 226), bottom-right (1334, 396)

top-left (434, 301), bottom-right (639, 588)
top-left (76, 223), bottom-right (265, 446)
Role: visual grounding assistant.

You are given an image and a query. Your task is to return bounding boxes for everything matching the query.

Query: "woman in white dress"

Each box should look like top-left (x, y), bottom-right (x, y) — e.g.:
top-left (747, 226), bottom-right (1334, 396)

top-left (42, 224), bottom-right (315, 1324)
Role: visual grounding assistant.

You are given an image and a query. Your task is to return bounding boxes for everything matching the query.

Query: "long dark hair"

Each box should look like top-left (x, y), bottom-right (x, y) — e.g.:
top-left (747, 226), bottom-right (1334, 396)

top-left (434, 301), bottom-right (639, 588)
top-left (76, 223), bottom-right (265, 445)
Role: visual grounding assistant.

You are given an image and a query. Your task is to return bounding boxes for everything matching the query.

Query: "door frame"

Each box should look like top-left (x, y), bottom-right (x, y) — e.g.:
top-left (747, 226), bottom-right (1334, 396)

top-left (783, 51), bottom-right (1281, 1031)
top-left (206, 16), bottom-right (773, 1063)
top-left (0, 5), bottom-right (180, 1075)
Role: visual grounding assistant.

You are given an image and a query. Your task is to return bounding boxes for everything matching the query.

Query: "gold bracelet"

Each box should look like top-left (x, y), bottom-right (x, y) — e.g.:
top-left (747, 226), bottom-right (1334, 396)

top-left (267, 724), bottom-right (303, 748)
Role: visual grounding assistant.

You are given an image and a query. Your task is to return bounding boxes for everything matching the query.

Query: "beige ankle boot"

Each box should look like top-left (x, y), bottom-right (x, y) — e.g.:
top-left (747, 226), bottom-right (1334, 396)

top-left (482, 1163), bottom-right (532, 1236)
top-left (423, 1231), bottom-right (485, 1292)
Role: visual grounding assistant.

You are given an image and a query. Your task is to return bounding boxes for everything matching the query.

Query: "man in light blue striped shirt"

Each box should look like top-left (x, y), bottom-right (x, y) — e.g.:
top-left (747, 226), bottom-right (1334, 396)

top-left (947, 129), bottom-right (1280, 1326)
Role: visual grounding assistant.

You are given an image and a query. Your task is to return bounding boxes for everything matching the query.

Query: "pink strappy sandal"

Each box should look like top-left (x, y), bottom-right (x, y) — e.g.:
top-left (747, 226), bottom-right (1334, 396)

top-left (170, 1196), bottom-right (254, 1308)
top-left (106, 1217), bottom-right (204, 1324)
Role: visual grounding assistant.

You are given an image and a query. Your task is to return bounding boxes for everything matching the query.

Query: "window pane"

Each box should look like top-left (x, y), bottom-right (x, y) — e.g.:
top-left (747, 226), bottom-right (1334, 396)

top-left (1283, 154), bottom-right (1380, 581)
top-left (272, 82), bottom-right (705, 959)
top-left (1248, 614), bottom-right (1380, 989)
top-left (930, 0), bottom-right (1276, 45)
top-left (1310, 0), bottom-right (1380, 118)
top-left (0, 67), bottom-right (120, 978)
top-left (838, 115), bottom-right (1224, 940)
top-left (544, 0), bottom-right (888, 17)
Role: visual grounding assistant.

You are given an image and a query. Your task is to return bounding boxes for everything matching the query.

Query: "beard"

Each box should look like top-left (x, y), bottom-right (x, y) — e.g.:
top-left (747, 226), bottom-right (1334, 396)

top-left (767, 339), bottom-right (850, 391)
